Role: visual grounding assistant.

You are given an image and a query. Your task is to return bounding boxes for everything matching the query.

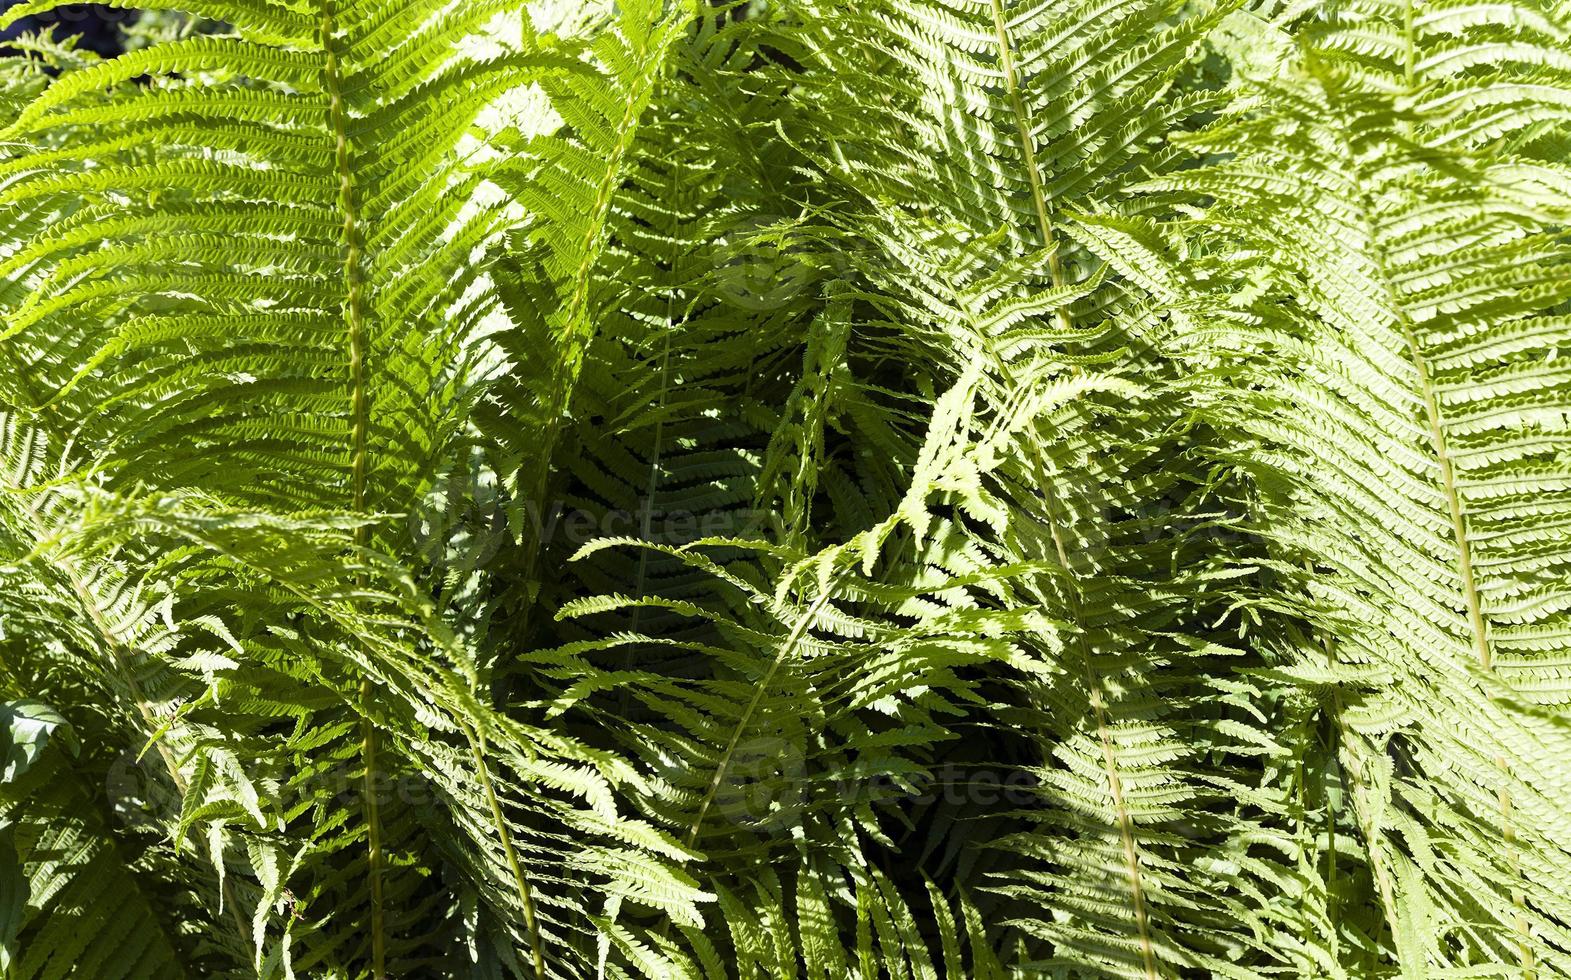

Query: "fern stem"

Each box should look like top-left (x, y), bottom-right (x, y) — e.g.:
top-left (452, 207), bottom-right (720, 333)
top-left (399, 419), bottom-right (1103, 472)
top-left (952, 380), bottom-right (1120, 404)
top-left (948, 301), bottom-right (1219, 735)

top-left (1040, 480), bottom-right (1162, 980)
top-left (26, 499), bottom-right (252, 943)
top-left (317, 2), bottom-right (385, 973)
top-left (1369, 166), bottom-right (1534, 973)
top-left (465, 723), bottom-right (547, 980)
top-left (1377, 216), bottom-right (1490, 681)
top-left (1353, 18), bottom-right (1534, 958)
top-left (1396, 314), bottom-right (1534, 976)
top-left (972, 313), bottom-right (1160, 978)
top-left (979, 6), bottom-right (1159, 967)
top-left (1398, 330), bottom-right (1490, 666)
top-left (987, 0), bottom-right (1072, 332)
top-left (683, 572), bottom-right (844, 850)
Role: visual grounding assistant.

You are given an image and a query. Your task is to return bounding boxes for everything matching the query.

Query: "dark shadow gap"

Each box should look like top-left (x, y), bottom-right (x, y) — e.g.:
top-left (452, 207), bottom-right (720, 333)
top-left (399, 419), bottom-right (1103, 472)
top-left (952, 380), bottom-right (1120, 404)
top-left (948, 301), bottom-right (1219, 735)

top-left (0, 2), bottom-right (140, 58)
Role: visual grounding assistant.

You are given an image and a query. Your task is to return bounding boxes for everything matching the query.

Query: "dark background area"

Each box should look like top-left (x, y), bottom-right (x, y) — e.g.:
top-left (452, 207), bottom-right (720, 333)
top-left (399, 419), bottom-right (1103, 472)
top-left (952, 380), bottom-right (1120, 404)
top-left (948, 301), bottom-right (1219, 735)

top-left (1, 2), bottom-right (136, 57)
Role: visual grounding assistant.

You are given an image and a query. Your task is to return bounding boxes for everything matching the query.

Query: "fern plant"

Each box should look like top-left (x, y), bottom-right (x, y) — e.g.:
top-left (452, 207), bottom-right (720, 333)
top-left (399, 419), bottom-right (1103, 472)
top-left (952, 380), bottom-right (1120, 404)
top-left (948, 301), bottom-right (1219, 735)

top-left (0, 0), bottom-right (1568, 977)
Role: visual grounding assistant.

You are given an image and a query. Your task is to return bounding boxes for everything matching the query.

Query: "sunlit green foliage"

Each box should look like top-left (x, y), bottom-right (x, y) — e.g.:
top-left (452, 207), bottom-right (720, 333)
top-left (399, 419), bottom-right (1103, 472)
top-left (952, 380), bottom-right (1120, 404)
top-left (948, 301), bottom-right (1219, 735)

top-left (0, 0), bottom-right (1568, 977)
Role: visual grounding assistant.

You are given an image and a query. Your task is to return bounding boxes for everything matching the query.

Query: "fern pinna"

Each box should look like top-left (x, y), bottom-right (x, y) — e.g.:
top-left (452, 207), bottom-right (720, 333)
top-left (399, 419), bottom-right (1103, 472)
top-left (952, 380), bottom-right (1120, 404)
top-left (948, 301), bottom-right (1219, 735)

top-left (0, 0), bottom-right (1569, 978)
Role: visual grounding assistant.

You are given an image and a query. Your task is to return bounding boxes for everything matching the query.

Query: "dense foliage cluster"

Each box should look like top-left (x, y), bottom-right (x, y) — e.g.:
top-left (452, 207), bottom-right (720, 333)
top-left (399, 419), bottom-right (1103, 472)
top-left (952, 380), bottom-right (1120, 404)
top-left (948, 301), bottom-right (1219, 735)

top-left (0, 0), bottom-right (1569, 977)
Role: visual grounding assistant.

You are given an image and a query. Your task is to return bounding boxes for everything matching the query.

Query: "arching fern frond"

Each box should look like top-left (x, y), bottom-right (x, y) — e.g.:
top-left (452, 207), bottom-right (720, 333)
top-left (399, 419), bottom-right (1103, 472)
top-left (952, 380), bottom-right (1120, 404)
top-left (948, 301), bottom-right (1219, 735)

top-left (1124, 2), bottom-right (1571, 972)
top-left (0, 699), bottom-right (193, 979)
